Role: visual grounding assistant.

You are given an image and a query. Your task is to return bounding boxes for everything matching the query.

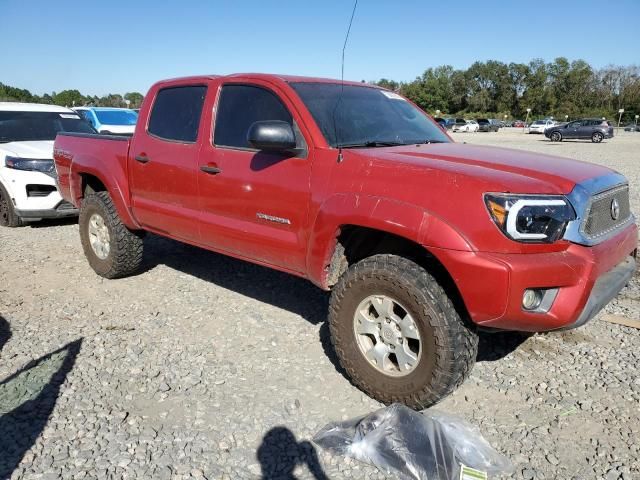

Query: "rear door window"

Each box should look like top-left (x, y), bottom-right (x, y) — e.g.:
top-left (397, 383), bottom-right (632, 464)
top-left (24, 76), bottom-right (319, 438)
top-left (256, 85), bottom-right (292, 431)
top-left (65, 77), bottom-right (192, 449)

top-left (213, 84), bottom-right (293, 149)
top-left (148, 85), bottom-right (207, 142)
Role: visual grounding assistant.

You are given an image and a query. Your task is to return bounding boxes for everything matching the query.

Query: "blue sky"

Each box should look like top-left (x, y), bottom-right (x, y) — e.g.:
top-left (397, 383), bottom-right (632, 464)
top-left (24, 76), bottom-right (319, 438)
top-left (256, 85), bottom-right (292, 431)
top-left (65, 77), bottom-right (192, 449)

top-left (3, 0), bottom-right (639, 96)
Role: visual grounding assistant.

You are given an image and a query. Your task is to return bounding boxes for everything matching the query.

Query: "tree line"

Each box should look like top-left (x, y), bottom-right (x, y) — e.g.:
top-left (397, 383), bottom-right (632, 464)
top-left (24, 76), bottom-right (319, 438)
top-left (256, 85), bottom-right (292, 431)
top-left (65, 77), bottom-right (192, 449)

top-left (374, 58), bottom-right (640, 122)
top-left (0, 84), bottom-right (144, 109)
top-left (2, 57), bottom-right (639, 121)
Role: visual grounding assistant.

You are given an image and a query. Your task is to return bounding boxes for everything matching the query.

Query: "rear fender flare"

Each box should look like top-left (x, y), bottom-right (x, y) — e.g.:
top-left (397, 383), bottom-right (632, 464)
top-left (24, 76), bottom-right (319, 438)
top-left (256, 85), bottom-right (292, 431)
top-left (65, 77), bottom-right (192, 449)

top-left (70, 159), bottom-right (139, 229)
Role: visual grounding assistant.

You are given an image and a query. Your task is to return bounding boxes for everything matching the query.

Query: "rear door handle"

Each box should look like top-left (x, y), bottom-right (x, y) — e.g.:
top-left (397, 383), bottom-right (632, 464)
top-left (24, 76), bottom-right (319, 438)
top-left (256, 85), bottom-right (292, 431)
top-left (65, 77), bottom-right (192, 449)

top-left (135, 155), bottom-right (150, 164)
top-left (200, 165), bottom-right (222, 175)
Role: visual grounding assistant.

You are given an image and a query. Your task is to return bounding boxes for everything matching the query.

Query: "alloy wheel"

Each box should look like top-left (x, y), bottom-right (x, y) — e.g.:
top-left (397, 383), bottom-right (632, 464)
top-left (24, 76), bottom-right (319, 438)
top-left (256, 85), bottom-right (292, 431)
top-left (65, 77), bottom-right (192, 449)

top-left (353, 295), bottom-right (422, 377)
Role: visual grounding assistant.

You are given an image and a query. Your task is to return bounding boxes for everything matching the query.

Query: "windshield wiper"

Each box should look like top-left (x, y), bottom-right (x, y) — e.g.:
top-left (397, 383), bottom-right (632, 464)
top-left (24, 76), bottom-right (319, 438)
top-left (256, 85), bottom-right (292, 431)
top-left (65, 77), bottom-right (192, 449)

top-left (338, 140), bottom-right (406, 149)
top-left (415, 139), bottom-right (446, 144)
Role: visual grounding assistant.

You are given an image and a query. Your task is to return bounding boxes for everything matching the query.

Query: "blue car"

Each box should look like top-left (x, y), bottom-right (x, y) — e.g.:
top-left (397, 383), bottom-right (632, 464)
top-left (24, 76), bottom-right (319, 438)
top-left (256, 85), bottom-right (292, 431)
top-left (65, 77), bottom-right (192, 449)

top-left (73, 107), bottom-right (138, 135)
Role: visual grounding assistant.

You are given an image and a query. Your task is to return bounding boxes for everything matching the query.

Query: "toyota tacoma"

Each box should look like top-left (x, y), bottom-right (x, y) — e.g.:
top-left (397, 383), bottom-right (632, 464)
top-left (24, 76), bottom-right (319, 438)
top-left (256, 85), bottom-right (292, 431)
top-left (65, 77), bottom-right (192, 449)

top-left (53, 74), bottom-right (637, 408)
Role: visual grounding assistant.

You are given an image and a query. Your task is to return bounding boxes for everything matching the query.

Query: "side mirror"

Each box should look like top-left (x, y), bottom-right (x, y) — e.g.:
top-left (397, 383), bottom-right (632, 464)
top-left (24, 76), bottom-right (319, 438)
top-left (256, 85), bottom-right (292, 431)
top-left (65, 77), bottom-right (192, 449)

top-left (247, 121), bottom-right (296, 152)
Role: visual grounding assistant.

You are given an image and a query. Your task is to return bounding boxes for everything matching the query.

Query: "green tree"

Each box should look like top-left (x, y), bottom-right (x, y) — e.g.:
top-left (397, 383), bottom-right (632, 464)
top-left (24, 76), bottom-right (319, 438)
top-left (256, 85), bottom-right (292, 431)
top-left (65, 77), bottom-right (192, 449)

top-left (52, 90), bottom-right (86, 107)
top-left (124, 92), bottom-right (144, 108)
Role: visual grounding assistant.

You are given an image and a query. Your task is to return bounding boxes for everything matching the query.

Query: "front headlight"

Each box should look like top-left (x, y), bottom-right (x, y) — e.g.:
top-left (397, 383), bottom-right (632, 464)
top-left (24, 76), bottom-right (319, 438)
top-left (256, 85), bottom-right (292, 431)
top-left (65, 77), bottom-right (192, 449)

top-left (5, 156), bottom-right (56, 177)
top-left (484, 193), bottom-right (576, 243)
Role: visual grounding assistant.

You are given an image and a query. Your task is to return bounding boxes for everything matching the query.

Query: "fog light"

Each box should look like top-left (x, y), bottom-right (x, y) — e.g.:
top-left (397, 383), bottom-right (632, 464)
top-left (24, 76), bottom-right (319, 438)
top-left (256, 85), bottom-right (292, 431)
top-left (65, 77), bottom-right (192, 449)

top-left (522, 289), bottom-right (543, 310)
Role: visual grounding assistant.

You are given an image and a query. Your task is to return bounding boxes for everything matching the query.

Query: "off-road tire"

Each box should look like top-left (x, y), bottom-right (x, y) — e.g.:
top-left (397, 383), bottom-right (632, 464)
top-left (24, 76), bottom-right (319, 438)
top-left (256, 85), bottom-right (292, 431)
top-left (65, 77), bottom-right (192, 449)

top-left (592, 132), bottom-right (604, 143)
top-left (0, 183), bottom-right (23, 227)
top-left (550, 131), bottom-right (562, 142)
top-left (328, 254), bottom-right (478, 409)
top-left (79, 192), bottom-right (144, 279)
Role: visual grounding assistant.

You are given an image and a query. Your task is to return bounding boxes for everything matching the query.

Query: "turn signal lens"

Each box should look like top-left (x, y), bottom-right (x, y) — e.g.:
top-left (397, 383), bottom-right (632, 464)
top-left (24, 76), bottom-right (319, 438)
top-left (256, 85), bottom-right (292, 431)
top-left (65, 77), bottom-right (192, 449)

top-left (487, 199), bottom-right (507, 227)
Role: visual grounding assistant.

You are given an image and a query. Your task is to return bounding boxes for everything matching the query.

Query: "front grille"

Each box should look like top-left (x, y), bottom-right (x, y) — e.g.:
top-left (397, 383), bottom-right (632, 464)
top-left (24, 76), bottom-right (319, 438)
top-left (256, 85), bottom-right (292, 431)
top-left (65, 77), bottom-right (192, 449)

top-left (582, 185), bottom-right (631, 239)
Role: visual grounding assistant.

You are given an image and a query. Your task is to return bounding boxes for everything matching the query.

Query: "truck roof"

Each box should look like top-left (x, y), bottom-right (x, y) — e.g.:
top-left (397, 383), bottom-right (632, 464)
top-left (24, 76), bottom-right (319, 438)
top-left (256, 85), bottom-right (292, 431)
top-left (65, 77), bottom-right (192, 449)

top-left (153, 73), bottom-right (380, 89)
top-left (0, 102), bottom-right (74, 113)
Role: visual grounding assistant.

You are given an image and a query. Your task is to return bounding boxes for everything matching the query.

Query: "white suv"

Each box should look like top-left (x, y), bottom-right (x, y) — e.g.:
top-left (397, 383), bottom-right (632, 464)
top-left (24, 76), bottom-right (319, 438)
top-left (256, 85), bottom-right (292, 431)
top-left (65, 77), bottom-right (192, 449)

top-left (0, 102), bottom-right (95, 226)
top-left (528, 119), bottom-right (555, 134)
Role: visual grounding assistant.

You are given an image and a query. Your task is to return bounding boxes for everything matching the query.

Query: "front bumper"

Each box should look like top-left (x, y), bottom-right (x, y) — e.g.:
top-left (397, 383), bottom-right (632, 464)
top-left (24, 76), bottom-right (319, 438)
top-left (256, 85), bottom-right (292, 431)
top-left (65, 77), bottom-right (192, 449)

top-left (558, 255), bottom-right (635, 330)
top-left (15, 200), bottom-right (78, 219)
top-left (431, 222), bottom-right (638, 332)
top-left (1, 168), bottom-right (78, 220)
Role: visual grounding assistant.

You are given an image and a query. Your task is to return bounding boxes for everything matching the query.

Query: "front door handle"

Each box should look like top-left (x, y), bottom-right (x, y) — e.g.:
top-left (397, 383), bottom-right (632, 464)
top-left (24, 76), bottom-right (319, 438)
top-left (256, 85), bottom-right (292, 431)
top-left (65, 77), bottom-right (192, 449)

top-left (135, 154), bottom-right (150, 164)
top-left (200, 165), bottom-right (222, 175)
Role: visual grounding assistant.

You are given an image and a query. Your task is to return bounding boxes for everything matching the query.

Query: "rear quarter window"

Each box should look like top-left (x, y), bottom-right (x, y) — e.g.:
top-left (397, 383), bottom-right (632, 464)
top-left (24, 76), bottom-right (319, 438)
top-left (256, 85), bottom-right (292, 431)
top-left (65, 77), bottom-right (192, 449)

top-left (148, 85), bottom-right (207, 142)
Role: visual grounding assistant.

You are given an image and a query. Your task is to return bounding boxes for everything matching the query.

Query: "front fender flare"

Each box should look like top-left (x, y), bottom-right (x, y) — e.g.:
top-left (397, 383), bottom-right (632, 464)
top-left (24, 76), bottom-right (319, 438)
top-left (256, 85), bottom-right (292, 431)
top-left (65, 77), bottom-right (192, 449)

top-left (306, 194), bottom-right (473, 288)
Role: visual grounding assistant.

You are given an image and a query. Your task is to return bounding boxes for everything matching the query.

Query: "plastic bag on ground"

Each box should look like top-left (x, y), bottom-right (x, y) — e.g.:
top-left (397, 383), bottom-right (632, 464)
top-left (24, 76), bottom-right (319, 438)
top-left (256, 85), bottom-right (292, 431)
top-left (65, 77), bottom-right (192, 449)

top-left (312, 403), bottom-right (513, 480)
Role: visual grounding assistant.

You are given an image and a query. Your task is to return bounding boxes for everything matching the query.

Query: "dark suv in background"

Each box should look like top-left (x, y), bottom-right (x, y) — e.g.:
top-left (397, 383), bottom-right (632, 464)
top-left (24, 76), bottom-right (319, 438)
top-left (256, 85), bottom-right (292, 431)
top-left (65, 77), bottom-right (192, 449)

top-left (477, 118), bottom-right (500, 132)
top-left (546, 119), bottom-right (614, 143)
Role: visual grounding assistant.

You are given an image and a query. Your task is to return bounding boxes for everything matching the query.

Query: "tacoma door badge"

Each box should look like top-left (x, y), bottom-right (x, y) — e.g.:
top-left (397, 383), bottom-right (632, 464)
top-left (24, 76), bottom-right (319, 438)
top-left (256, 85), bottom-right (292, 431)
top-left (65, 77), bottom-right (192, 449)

top-left (257, 212), bottom-right (291, 225)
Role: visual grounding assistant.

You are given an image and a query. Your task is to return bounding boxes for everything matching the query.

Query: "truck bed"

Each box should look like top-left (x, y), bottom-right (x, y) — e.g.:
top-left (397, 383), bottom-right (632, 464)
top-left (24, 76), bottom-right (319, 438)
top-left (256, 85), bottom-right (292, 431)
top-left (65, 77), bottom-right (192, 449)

top-left (54, 132), bottom-right (131, 207)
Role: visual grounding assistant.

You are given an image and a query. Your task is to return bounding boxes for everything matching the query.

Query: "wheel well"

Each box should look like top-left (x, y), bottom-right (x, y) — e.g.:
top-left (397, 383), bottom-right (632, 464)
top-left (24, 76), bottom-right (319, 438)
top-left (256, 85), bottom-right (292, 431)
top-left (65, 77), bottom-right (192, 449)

top-left (80, 174), bottom-right (107, 197)
top-left (327, 225), bottom-right (470, 322)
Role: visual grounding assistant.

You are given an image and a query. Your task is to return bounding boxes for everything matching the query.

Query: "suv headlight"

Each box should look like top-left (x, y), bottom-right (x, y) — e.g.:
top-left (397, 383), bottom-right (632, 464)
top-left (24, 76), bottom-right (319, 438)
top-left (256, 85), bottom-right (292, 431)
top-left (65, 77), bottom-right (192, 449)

top-left (5, 156), bottom-right (56, 177)
top-left (484, 193), bottom-right (576, 243)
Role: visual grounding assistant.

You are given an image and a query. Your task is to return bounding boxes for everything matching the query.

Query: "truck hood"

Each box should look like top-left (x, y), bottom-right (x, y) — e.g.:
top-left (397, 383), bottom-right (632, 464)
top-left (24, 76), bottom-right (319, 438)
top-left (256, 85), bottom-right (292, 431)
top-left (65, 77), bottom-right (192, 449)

top-left (0, 140), bottom-right (54, 159)
top-left (353, 142), bottom-right (614, 194)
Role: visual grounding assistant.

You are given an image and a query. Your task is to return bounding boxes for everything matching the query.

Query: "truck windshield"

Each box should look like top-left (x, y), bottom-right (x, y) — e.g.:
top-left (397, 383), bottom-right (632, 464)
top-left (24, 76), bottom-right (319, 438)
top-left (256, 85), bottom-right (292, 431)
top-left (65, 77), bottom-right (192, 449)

top-left (0, 111), bottom-right (96, 143)
top-left (94, 110), bottom-right (138, 126)
top-left (290, 83), bottom-right (450, 147)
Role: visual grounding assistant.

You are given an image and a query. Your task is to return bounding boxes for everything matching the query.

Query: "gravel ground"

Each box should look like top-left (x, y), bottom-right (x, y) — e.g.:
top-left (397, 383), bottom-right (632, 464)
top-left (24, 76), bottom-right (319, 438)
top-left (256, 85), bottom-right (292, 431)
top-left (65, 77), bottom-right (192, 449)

top-left (1, 129), bottom-right (639, 480)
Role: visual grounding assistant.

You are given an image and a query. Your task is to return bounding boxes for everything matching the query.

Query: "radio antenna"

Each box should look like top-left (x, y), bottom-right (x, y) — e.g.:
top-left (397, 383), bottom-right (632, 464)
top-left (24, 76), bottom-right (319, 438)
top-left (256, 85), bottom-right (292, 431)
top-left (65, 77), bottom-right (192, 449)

top-left (334, 0), bottom-right (358, 159)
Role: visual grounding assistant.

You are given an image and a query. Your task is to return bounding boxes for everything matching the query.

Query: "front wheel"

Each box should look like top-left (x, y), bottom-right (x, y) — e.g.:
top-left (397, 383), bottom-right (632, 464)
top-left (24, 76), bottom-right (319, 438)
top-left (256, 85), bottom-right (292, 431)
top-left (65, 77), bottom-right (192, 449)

top-left (79, 191), bottom-right (144, 278)
top-left (550, 132), bottom-right (562, 142)
top-left (328, 254), bottom-right (478, 409)
top-left (0, 183), bottom-right (23, 228)
top-left (592, 132), bottom-right (604, 143)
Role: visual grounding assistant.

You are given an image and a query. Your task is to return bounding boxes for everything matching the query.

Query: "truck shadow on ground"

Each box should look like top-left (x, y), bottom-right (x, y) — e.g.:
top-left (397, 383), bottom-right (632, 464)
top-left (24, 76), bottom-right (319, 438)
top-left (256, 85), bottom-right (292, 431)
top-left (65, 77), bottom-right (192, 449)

top-left (141, 235), bottom-right (529, 374)
top-left (0, 315), bottom-right (10, 354)
top-left (0, 336), bottom-right (82, 479)
top-left (28, 217), bottom-right (78, 229)
top-left (141, 235), bottom-right (330, 325)
top-left (257, 427), bottom-right (329, 480)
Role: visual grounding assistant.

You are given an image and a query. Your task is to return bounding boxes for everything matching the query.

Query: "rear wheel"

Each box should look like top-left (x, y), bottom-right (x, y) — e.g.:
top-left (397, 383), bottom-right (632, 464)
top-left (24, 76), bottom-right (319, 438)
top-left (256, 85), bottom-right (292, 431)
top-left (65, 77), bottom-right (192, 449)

top-left (0, 183), bottom-right (23, 228)
top-left (550, 131), bottom-right (562, 142)
top-left (592, 132), bottom-right (604, 143)
top-left (79, 191), bottom-right (144, 278)
top-left (328, 254), bottom-right (478, 409)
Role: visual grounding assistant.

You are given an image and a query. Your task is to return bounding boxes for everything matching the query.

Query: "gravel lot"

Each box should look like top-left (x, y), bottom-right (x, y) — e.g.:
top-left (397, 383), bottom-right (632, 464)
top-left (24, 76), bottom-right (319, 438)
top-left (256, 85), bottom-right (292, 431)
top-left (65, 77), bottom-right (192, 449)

top-left (1, 129), bottom-right (639, 480)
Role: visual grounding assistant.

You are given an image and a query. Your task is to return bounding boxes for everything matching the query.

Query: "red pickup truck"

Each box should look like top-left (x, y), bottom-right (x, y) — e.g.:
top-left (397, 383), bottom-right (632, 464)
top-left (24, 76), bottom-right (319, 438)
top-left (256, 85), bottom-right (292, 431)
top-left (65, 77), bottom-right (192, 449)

top-left (54, 74), bottom-right (637, 408)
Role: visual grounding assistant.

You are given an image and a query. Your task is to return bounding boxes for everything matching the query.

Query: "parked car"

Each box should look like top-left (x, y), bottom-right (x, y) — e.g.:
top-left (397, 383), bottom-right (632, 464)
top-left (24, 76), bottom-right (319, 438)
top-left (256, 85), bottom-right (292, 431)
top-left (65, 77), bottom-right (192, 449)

top-left (434, 117), bottom-right (448, 130)
top-left (54, 74), bottom-right (637, 409)
top-left (455, 120), bottom-right (479, 132)
top-left (512, 120), bottom-right (525, 128)
top-left (528, 119), bottom-right (555, 134)
top-left (73, 107), bottom-right (138, 135)
top-left (477, 118), bottom-right (499, 132)
top-left (624, 123), bottom-right (640, 132)
top-left (451, 118), bottom-right (469, 132)
top-left (0, 102), bottom-right (97, 226)
top-left (545, 119), bottom-right (614, 143)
